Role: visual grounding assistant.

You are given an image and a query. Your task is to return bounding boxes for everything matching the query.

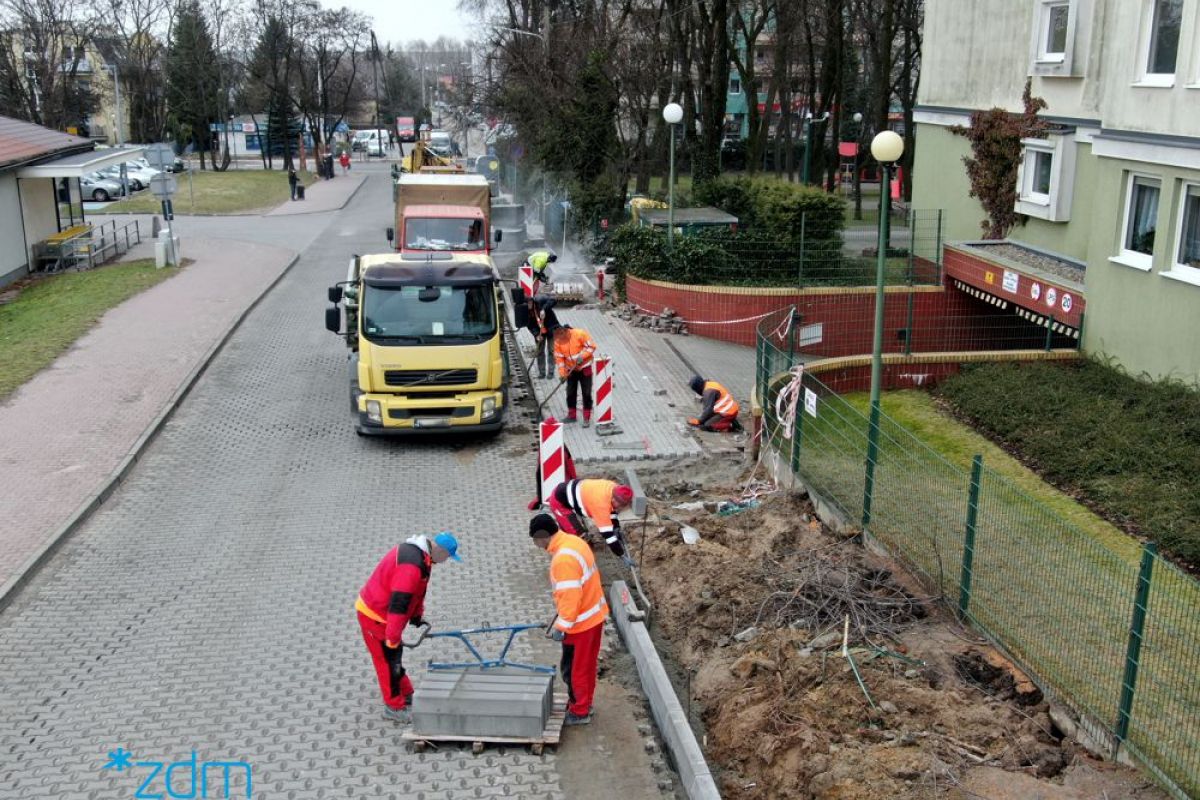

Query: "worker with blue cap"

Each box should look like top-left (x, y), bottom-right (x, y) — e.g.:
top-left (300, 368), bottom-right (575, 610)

top-left (355, 531), bottom-right (461, 723)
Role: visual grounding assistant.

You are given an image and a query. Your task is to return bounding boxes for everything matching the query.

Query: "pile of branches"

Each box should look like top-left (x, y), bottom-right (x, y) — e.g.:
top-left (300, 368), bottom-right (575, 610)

top-left (749, 546), bottom-right (928, 642)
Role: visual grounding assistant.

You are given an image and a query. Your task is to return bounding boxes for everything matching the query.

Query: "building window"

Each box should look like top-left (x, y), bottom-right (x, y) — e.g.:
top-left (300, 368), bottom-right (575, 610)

top-left (1016, 134), bottom-right (1075, 221)
top-left (1170, 183), bottom-right (1200, 280)
top-left (1039, 1), bottom-right (1069, 61)
top-left (1117, 174), bottom-right (1161, 269)
top-left (729, 76), bottom-right (741, 94)
top-left (1147, 0), bottom-right (1183, 74)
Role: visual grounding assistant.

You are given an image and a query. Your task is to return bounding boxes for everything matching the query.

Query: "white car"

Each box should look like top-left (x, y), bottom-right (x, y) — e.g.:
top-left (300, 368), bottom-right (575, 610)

top-left (81, 171), bottom-right (128, 202)
top-left (352, 129), bottom-right (386, 157)
top-left (99, 162), bottom-right (159, 191)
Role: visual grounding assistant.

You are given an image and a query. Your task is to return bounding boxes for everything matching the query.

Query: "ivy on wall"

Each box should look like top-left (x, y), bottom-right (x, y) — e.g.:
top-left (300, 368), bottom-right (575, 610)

top-left (950, 79), bottom-right (1048, 239)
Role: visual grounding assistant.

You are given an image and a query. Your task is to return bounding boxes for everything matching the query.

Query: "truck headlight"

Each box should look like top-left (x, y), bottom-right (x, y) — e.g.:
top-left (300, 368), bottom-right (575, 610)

top-left (366, 400), bottom-right (382, 423)
top-left (481, 396), bottom-right (497, 417)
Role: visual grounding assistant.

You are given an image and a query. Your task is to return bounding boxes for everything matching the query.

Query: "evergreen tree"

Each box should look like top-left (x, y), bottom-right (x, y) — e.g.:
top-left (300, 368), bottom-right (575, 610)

top-left (244, 16), bottom-right (295, 169)
top-left (165, 0), bottom-right (219, 169)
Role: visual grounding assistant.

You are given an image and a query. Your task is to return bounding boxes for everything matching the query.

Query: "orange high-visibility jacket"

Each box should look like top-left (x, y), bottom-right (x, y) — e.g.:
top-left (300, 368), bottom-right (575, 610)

top-left (554, 328), bottom-right (596, 377)
top-left (547, 531), bottom-right (608, 635)
top-left (704, 380), bottom-right (740, 417)
top-left (560, 478), bottom-right (619, 535)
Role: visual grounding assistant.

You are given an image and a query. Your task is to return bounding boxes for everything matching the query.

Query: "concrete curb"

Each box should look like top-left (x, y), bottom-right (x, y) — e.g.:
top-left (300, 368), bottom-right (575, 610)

top-left (609, 580), bottom-right (722, 799)
top-left (0, 251), bottom-right (302, 614)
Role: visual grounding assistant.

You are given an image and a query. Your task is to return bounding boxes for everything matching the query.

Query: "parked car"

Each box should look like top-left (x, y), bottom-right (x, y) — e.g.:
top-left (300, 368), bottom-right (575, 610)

top-left (81, 171), bottom-right (127, 202)
top-left (99, 162), bottom-right (159, 191)
top-left (131, 154), bottom-right (184, 174)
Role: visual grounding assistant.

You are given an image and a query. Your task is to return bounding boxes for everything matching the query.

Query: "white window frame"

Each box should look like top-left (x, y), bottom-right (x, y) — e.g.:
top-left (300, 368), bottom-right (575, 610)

top-left (1029, 0), bottom-right (1080, 77)
top-left (1135, 0), bottom-right (1184, 87)
top-left (1015, 133), bottom-right (1076, 221)
top-left (1164, 182), bottom-right (1200, 286)
top-left (1111, 173), bottom-right (1162, 271)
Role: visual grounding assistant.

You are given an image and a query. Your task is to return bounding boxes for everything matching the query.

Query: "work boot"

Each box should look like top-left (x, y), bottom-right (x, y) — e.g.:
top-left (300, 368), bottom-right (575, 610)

top-left (582, 411), bottom-right (592, 428)
top-left (564, 711), bottom-right (593, 726)
top-left (382, 706), bottom-right (411, 724)
top-left (564, 412), bottom-right (577, 424)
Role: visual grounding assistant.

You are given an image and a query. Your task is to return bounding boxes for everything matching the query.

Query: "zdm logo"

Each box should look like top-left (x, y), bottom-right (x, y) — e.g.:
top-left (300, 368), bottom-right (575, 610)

top-left (102, 747), bottom-right (253, 799)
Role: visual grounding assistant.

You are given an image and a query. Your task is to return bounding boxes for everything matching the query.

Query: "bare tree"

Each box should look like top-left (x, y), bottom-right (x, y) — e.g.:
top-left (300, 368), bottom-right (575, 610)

top-left (292, 7), bottom-right (370, 161)
top-left (0, 0), bottom-right (98, 130)
top-left (100, 0), bottom-right (175, 142)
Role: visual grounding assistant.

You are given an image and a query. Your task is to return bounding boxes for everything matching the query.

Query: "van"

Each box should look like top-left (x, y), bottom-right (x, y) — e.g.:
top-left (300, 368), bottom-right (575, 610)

top-left (353, 129), bottom-right (386, 157)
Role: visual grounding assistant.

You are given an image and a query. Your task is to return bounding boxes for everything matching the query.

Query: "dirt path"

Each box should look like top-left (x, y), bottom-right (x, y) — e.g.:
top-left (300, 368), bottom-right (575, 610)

top-left (615, 460), bottom-right (1168, 800)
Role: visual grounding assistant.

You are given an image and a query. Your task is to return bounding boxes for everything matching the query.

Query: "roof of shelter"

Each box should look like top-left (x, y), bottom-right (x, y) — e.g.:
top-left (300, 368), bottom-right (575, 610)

top-left (0, 115), bottom-right (92, 173)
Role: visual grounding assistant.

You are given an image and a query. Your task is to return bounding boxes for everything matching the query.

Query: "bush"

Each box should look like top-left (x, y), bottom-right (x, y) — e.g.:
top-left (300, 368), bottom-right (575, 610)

top-left (936, 360), bottom-right (1200, 565)
top-left (693, 176), bottom-right (845, 245)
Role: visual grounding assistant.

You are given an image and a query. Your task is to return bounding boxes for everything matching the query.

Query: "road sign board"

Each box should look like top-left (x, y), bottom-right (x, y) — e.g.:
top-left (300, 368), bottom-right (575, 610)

top-left (149, 174), bottom-right (177, 198)
top-left (145, 143), bottom-right (176, 171)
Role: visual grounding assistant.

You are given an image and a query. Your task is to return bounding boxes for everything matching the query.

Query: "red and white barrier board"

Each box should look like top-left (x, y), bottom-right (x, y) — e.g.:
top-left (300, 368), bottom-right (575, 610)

top-left (539, 419), bottom-right (565, 503)
top-left (519, 263), bottom-right (535, 297)
top-left (594, 356), bottom-right (614, 427)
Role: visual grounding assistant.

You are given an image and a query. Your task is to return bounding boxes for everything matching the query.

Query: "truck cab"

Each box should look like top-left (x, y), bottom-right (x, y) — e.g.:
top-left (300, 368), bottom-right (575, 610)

top-left (326, 255), bottom-right (508, 435)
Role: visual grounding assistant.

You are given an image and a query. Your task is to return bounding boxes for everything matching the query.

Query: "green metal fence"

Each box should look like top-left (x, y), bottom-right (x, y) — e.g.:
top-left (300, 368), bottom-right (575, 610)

top-left (756, 306), bottom-right (1200, 799)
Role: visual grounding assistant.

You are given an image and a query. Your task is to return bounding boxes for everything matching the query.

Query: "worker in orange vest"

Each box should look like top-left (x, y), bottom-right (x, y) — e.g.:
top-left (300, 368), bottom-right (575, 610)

top-left (548, 477), bottom-right (634, 563)
top-left (529, 513), bottom-right (607, 725)
top-left (552, 325), bottom-right (597, 426)
top-left (687, 375), bottom-right (741, 432)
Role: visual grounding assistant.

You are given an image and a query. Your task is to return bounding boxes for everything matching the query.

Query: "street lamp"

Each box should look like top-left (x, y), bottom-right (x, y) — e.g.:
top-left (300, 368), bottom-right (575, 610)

top-left (662, 102), bottom-right (683, 246)
top-left (801, 111), bottom-right (830, 185)
top-left (861, 129), bottom-right (904, 527)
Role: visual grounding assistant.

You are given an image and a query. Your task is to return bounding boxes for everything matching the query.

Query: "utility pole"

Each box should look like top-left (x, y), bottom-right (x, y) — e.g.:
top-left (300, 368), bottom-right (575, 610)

top-left (108, 62), bottom-right (123, 146)
top-left (370, 31), bottom-right (382, 150)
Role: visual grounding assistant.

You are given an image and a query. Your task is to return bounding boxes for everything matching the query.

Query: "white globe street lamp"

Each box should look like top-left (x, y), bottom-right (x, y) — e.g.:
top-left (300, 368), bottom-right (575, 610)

top-left (862, 129), bottom-right (906, 525)
top-left (662, 103), bottom-right (683, 244)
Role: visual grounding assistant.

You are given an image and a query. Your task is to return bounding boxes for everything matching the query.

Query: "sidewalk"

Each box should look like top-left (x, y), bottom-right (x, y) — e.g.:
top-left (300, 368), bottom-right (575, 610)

top-left (267, 174), bottom-right (366, 216)
top-left (522, 305), bottom-right (756, 464)
top-left (0, 237), bottom-right (298, 600)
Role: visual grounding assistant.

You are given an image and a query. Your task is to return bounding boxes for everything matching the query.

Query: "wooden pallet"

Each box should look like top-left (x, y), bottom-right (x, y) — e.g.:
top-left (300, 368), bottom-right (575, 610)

top-left (402, 693), bottom-right (568, 755)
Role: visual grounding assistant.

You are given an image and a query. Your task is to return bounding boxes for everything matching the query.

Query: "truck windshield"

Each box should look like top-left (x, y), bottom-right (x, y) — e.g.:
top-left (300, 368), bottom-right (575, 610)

top-left (362, 284), bottom-right (495, 343)
top-left (405, 218), bottom-right (484, 251)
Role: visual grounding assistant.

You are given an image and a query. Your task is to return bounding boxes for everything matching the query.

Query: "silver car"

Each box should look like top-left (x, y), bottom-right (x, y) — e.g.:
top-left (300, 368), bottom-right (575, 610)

top-left (81, 171), bottom-right (127, 202)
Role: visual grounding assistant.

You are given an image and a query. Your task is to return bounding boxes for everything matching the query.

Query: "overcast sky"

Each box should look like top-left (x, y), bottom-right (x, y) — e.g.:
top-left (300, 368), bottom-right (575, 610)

top-left (337, 0), bottom-right (481, 47)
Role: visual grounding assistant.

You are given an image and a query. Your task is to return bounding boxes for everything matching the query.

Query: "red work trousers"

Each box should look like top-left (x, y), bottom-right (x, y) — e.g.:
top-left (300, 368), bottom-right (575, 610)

top-left (358, 611), bottom-right (413, 710)
top-left (702, 413), bottom-right (737, 432)
top-left (547, 492), bottom-right (585, 536)
top-left (560, 622), bottom-right (603, 716)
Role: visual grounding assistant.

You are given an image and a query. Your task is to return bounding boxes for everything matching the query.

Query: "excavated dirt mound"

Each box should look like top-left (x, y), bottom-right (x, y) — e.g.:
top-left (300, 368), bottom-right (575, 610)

top-left (632, 472), bottom-right (1168, 800)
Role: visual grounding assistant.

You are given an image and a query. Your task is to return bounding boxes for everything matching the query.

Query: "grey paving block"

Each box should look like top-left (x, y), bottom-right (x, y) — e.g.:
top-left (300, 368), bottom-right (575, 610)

top-left (413, 669), bottom-right (555, 739)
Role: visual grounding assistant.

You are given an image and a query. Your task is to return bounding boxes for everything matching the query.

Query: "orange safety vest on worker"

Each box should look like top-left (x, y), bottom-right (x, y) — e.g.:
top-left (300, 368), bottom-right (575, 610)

top-left (547, 531), bottom-right (608, 634)
top-left (558, 478), bottom-right (619, 536)
top-left (554, 328), bottom-right (596, 377)
top-left (705, 380), bottom-right (739, 417)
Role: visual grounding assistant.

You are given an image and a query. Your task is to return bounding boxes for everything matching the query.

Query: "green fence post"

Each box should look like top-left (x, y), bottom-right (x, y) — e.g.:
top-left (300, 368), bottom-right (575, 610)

top-left (798, 213), bottom-right (806, 289)
top-left (1044, 314), bottom-right (1055, 352)
top-left (790, 362), bottom-right (804, 475)
top-left (958, 455), bottom-right (983, 617)
top-left (935, 209), bottom-right (944, 282)
top-left (862, 404), bottom-right (880, 527)
top-left (1115, 542), bottom-right (1157, 746)
top-left (1076, 311), bottom-right (1085, 352)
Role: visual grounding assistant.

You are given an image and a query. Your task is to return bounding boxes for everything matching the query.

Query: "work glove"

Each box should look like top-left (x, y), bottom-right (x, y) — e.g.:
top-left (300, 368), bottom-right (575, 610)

top-left (408, 615), bottom-right (424, 628)
top-left (385, 640), bottom-right (400, 649)
top-left (687, 418), bottom-right (700, 426)
top-left (622, 553), bottom-right (636, 568)
top-left (549, 629), bottom-right (565, 642)
top-left (572, 353), bottom-right (585, 365)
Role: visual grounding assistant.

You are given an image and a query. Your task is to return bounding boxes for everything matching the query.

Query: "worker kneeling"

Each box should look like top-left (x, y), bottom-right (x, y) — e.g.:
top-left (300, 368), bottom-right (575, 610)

top-left (687, 375), bottom-right (741, 432)
top-left (548, 477), bottom-right (635, 563)
top-left (530, 513), bottom-right (606, 726)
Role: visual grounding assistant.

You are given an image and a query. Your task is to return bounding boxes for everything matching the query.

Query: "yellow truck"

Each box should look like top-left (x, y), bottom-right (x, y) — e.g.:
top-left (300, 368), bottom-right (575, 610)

top-left (325, 256), bottom-right (509, 435)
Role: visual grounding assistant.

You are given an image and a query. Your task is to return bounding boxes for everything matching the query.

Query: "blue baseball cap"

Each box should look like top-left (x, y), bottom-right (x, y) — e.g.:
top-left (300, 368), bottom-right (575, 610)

top-left (433, 531), bottom-right (461, 562)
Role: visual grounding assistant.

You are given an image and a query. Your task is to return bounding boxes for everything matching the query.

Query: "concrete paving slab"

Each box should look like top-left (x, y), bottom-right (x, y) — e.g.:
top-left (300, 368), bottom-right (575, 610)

top-left (413, 669), bottom-right (555, 738)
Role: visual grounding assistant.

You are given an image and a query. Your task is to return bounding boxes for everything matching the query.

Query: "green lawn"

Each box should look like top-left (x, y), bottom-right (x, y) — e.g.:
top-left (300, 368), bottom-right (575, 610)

top-left (0, 259), bottom-right (182, 399)
top-left (95, 169), bottom-right (314, 215)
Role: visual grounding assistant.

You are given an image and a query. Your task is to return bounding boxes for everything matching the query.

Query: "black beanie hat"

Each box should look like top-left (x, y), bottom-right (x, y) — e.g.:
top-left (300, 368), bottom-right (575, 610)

top-left (689, 375), bottom-right (705, 394)
top-left (529, 513), bottom-right (558, 537)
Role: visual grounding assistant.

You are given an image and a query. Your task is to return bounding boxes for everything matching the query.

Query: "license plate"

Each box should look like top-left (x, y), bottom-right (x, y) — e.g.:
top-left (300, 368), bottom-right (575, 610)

top-left (414, 418), bottom-right (451, 428)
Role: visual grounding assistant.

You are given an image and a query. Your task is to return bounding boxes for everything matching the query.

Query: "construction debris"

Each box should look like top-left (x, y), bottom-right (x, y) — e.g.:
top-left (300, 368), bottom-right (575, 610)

top-left (614, 303), bottom-right (690, 335)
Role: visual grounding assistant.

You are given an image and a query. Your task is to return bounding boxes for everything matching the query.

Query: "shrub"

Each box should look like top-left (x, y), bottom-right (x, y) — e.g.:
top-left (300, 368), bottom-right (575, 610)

top-left (693, 176), bottom-right (845, 245)
top-left (937, 360), bottom-right (1200, 565)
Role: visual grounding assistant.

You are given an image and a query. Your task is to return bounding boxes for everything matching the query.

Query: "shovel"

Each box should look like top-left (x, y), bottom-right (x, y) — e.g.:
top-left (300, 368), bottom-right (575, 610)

top-left (661, 515), bottom-right (701, 545)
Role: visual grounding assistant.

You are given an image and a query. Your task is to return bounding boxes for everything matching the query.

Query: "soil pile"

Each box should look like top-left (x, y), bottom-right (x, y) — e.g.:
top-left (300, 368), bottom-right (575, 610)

top-left (632, 475), bottom-right (1167, 800)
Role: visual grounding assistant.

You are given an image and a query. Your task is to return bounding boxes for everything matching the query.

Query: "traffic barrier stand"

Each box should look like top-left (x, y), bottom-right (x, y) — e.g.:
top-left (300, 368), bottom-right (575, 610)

top-left (593, 355), bottom-right (622, 436)
top-left (540, 419), bottom-right (566, 504)
top-left (519, 263), bottom-right (535, 297)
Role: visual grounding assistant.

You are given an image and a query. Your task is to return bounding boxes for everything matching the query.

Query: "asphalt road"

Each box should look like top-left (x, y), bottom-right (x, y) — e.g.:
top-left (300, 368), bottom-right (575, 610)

top-left (0, 166), bottom-right (667, 799)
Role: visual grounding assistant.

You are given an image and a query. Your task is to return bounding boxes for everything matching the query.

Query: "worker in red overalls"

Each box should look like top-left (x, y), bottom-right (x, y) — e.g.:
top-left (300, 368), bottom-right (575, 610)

top-left (355, 531), bottom-right (461, 723)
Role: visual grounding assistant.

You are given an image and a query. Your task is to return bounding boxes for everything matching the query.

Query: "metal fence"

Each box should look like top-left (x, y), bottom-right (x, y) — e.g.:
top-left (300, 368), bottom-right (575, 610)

top-left (756, 306), bottom-right (1200, 799)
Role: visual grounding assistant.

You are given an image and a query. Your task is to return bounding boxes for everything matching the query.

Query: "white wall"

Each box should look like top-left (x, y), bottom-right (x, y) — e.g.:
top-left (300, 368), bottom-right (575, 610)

top-left (19, 178), bottom-right (59, 263)
top-left (0, 174), bottom-right (28, 287)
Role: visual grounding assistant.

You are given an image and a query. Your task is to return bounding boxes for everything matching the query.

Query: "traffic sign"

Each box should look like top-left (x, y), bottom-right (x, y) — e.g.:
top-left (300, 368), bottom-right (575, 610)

top-left (149, 173), bottom-right (177, 198)
top-left (145, 143), bottom-right (176, 171)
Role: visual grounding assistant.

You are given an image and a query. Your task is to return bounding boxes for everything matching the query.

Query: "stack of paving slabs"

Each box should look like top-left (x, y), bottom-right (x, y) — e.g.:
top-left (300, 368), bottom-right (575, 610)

top-left (412, 668), bottom-right (556, 738)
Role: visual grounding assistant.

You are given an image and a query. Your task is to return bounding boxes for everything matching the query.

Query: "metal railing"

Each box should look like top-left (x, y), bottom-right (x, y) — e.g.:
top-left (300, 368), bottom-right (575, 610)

top-left (756, 306), bottom-right (1200, 799)
top-left (56, 220), bottom-right (142, 271)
